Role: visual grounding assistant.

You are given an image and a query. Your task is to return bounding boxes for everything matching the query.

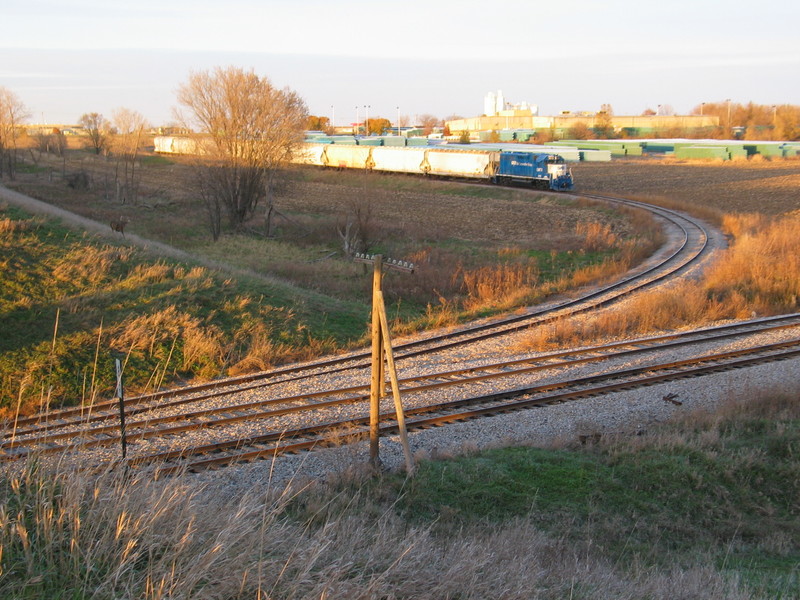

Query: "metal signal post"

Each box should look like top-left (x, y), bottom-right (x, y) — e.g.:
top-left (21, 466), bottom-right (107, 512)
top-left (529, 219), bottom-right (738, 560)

top-left (353, 253), bottom-right (415, 474)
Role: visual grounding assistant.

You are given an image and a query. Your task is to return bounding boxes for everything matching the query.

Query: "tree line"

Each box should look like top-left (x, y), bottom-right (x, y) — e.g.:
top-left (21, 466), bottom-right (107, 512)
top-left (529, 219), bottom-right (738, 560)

top-left (689, 101), bottom-right (800, 140)
top-left (3, 78), bottom-right (800, 245)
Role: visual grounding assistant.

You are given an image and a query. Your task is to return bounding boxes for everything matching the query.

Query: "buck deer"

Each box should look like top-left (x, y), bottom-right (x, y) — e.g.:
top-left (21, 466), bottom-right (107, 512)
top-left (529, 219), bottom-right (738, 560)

top-left (110, 217), bottom-right (129, 236)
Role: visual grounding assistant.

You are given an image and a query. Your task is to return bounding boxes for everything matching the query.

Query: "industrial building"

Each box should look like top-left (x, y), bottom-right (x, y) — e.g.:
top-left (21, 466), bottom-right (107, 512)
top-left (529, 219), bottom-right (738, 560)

top-left (448, 94), bottom-right (720, 138)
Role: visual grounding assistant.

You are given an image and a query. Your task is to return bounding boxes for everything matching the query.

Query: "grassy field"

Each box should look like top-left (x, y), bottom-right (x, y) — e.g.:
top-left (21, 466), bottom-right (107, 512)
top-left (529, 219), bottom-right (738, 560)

top-left (572, 156), bottom-right (800, 216)
top-left (1, 146), bottom-right (660, 415)
top-left (1, 389), bottom-right (796, 599)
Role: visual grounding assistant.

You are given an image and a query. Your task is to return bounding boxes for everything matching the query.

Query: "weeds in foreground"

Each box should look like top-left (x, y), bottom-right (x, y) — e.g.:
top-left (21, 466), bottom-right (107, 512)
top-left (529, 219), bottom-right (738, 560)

top-left (4, 389), bottom-right (796, 598)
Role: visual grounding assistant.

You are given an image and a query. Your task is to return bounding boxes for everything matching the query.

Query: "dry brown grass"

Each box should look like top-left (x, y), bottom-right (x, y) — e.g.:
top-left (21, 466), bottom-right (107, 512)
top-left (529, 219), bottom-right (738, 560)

top-left (461, 262), bottom-right (540, 311)
top-left (519, 212), bottom-right (800, 351)
top-left (0, 458), bottom-right (753, 599)
top-left (0, 217), bottom-right (34, 234)
top-left (576, 221), bottom-right (618, 252)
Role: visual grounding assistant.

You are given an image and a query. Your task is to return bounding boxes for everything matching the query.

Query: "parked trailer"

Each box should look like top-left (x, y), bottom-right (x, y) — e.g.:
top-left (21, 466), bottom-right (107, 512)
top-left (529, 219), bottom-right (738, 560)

top-left (154, 135), bottom-right (206, 155)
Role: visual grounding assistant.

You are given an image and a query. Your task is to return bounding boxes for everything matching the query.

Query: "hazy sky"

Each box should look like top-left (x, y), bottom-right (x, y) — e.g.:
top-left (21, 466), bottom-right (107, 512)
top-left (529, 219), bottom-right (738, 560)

top-left (2, 0), bottom-right (798, 125)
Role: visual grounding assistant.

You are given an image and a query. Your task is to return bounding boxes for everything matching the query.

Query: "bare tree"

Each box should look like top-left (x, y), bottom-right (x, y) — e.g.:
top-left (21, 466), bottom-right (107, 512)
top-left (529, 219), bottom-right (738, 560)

top-left (111, 108), bottom-right (148, 204)
top-left (176, 66), bottom-right (308, 239)
top-left (417, 114), bottom-right (440, 136)
top-left (0, 87), bottom-right (30, 179)
top-left (337, 195), bottom-right (376, 256)
top-left (33, 129), bottom-right (66, 157)
top-left (78, 112), bottom-right (111, 155)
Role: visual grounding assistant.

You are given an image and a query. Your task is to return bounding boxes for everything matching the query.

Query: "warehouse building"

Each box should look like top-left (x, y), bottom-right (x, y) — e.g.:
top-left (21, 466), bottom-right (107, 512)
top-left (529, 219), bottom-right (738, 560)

top-left (447, 109), bottom-right (719, 138)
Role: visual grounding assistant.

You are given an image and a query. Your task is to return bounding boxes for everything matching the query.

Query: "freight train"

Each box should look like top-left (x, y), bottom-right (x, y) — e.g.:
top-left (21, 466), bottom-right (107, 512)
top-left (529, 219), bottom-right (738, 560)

top-left (295, 143), bottom-right (574, 191)
top-left (153, 137), bottom-right (574, 191)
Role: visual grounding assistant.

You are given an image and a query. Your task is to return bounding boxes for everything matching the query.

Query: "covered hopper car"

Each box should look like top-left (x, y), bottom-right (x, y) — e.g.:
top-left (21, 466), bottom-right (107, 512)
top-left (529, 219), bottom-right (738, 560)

top-left (296, 143), bottom-right (574, 191)
top-left (154, 137), bottom-right (574, 191)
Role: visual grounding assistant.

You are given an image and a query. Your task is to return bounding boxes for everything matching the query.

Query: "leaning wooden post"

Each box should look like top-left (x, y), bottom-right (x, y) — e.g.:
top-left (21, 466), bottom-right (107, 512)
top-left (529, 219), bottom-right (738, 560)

top-left (369, 254), bottom-right (384, 469)
top-left (355, 253), bottom-right (415, 471)
top-left (377, 290), bottom-right (415, 475)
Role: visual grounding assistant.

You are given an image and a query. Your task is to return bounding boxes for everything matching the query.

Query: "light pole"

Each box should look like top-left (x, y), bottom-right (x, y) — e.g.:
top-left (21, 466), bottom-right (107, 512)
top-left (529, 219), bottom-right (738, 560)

top-left (364, 105), bottom-right (370, 136)
top-left (355, 105), bottom-right (359, 135)
top-left (700, 102), bottom-right (705, 116)
top-left (396, 106), bottom-right (400, 137)
top-left (330, 105), bottom-right (335, 133)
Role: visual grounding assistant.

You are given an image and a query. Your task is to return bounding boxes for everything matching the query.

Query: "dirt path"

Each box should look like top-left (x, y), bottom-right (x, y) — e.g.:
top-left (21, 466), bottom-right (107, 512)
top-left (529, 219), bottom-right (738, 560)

top-left (0, 183), bottom-right (297, 290)
top-left (0, 182), bottom-right (201, 261)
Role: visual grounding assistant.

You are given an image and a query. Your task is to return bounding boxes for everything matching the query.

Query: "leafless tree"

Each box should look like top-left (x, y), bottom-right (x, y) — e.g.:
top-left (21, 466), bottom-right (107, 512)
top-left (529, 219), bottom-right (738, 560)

top-left (337, 196), bottom-right (376, 256)
top-left (33, 129), bottom-right (66, 157)
top-left (78, 112), bottom-right (111, 155)
top-left (176, 66), bottom-right (307, 239)
top-left (111, 108), bottom-right (148, 205)
top-left (417, 114), bottom-right (440, 136)
top-left (0, 87), bottom-right (30, 179)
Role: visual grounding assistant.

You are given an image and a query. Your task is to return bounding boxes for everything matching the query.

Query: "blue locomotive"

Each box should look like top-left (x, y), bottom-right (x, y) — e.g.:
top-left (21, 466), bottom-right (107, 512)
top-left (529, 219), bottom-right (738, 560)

top-left (493, 152), bottom-right (574, 191)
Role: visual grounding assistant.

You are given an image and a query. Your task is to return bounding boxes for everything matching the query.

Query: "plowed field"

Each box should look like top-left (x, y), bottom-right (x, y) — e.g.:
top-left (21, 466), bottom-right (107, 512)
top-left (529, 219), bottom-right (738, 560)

top-left (571, 157), bottom-right (800, 215)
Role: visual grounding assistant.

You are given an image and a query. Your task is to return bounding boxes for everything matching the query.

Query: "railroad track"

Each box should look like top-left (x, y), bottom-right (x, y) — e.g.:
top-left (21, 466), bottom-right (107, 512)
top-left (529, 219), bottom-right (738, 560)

top-left (5, 314), bottom-right (800, 475)
top-left (13, 191), bottom-right (781, 479)
top-left (4, 193), bottom-right (714, 438)
top-left (66, 337), bottom-right (800, 475)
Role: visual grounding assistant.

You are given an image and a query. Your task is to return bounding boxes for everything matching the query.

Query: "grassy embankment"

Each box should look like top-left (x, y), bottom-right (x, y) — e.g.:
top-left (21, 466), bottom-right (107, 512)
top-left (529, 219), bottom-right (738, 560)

top-left (0, 204), bottom-right (363, 419)
top-left (1, 389), bottom-right (796, 598)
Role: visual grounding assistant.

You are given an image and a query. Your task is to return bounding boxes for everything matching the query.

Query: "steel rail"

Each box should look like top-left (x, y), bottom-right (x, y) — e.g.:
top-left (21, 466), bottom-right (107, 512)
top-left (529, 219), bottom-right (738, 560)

top-left (11, 336), bottom-right (800, 470)
top-left (142, 341), bottom-right (800, 475)
top-left (6, 315), bottom-right (800, 451)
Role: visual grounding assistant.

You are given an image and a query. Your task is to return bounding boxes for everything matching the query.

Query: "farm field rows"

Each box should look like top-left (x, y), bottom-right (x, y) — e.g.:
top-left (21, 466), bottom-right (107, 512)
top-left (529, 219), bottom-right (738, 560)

top-left (571, 157), bottom-right (800, 215)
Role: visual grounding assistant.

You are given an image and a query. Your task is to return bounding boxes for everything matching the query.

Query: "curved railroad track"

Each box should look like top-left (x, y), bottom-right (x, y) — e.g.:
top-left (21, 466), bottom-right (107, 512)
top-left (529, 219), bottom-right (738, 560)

top-left (4, 193), bottom-right (714, 440)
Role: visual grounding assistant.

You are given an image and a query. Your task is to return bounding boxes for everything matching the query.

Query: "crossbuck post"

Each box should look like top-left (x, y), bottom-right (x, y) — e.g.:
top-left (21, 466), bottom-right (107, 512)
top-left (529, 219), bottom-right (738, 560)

top-left (354, 253), bottom-right (415, 473)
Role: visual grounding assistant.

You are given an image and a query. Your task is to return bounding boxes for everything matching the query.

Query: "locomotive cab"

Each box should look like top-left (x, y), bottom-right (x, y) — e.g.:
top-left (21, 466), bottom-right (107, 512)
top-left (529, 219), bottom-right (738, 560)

top-left (545, 155), bottom-right (574, 191)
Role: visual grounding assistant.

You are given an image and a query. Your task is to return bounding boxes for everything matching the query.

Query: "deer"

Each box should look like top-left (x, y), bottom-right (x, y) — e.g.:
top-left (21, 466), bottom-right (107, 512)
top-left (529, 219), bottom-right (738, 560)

top-left (110, 216), bottom-right (130, 237)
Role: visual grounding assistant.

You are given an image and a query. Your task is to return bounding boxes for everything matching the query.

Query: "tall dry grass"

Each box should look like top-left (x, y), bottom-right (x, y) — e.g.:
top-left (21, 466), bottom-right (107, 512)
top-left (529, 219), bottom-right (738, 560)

top-left (461, 262), bottom-right (540, 311)
top-left (394, 220), bottom-right (664, 337)
top-left (0, 458), bottom-right (752, 599)
top-left (520, 212), bottom-right (800, 351)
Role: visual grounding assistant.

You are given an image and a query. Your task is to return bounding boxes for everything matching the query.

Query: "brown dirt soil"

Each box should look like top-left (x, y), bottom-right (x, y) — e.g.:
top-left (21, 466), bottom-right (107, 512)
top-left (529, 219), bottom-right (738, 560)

top-left (8, 150), bottom-right (631, 253)
top-left (278, 179), bottom-right (624, 249)
top-left (571, 157), bottom-right (800, 215)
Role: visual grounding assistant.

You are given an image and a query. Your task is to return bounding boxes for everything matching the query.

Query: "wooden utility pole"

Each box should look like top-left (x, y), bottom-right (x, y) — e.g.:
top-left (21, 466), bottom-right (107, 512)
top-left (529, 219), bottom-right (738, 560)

top-left (369, 254), bottom-right (383, 468)
top-left (354, 253), bottom-right (415, 473)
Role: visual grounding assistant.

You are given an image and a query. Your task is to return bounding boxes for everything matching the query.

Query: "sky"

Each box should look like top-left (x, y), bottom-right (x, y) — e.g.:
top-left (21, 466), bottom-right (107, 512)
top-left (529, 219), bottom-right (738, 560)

top-left (2, 0), bottom-right (799, 126)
